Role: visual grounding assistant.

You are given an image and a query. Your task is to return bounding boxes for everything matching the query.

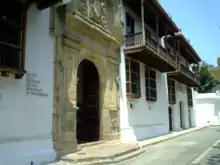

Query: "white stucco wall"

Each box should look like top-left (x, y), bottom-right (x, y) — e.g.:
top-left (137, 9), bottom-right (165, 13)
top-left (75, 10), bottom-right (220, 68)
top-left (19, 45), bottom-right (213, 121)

top-left (169, 82), bottom-right (191, 131)
top-left (120, 45), bottom-right (169, 141)
top-left (195, 92), bottom-right (220, 126)
top-left (120, 5), bottom-right (177, 142)
top-left (0, 5), bottom-right (55, 165)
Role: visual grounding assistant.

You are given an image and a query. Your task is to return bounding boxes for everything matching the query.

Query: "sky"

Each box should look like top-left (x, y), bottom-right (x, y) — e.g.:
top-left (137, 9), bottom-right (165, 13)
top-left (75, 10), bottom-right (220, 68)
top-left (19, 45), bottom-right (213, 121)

top-left (159, 0), bottom-right (220, 66)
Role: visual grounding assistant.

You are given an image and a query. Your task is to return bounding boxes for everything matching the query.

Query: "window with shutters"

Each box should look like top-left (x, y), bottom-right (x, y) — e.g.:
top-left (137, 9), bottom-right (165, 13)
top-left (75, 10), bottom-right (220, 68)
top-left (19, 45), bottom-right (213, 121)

top-left (126, 58), bottom-right (141, 98)
top-left (0, 11), bottom-right (26, 78)
top-left (145, 66), bottom-right (157, 101)
top-left (168, 79), bottom-right (176, 104)
top-left (187, 87), bottom-right (193, 107)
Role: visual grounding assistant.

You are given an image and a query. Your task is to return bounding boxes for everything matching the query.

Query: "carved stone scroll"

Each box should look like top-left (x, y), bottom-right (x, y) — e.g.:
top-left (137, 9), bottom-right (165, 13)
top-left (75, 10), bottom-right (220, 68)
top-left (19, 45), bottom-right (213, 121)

top-left (78, 0), bottom-right (88, 15)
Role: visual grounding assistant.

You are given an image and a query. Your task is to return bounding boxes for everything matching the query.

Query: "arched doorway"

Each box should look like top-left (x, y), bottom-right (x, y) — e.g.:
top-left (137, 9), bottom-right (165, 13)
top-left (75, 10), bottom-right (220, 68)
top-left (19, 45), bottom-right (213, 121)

top-left (168, 107), bottom-right (172, 131)
top-left (76, 60), bottom-right (100, 144)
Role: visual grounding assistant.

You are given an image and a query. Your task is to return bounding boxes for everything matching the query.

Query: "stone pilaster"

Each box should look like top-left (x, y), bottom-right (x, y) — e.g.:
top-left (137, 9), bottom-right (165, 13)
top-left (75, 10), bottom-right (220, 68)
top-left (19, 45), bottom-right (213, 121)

top-left (53, 38), bottom-right (81, 156)
top-left (101, 57), bottom-right (120, 141)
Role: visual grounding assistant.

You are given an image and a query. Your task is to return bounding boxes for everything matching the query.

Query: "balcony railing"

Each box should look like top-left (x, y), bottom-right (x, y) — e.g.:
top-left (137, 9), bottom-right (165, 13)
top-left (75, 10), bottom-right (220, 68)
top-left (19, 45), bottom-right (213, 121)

top-left (195, 74), bottom-right (200, 83)
top-left (125, 32), bottom-right (144, 47)
top-left (180, 64), bottom-right (200, 84)
top-left (145, 35), bottom-right (157, 51)
top-left (158, 46), bottom-right (176, 65)
top-left (125, 32), bottom-right (176, 65)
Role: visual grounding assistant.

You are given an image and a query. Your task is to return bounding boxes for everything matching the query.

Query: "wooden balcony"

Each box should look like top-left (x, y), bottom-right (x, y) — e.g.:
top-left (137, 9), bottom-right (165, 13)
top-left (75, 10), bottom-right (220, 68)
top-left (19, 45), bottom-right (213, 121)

top-left (124, 32), bottom-right (176, 72)
top-left (167, 63), bottom-right (200, 87)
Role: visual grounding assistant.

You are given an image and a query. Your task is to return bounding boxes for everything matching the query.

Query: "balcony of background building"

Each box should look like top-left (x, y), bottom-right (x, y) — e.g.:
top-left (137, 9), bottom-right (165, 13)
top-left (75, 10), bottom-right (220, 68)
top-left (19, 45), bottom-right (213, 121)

top-left (123, 0), bottom-right (179, 72)
top-left (167, 33), bottom-right (201, 87)
top-left (125, 31), bottom-right (176, 71)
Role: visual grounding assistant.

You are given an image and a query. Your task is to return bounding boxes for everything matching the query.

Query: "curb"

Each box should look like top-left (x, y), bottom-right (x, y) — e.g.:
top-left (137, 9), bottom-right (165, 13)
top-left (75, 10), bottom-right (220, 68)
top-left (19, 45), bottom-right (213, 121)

top-left (60, 148), bottom-right (146, 165)
top-left (190, 140), bottom-right (220, 165)
top-left (139, 126), bottom-right (208, 148)
top-left (47, 147), bottom-right (146, 165)
top-left (46, 126), bottom-right (208, 165)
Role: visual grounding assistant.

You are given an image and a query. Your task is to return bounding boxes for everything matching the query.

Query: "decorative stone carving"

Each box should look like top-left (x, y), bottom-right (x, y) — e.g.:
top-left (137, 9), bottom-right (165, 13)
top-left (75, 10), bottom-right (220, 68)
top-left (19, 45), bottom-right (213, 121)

top-left (89, 0), bottom-right (100, 23)
top-left (78, 0), bottom-right (88, 15)
top-left (100, 0), bottom-right (108, 28)
top-left (62, 118), bottom-right (75, 132)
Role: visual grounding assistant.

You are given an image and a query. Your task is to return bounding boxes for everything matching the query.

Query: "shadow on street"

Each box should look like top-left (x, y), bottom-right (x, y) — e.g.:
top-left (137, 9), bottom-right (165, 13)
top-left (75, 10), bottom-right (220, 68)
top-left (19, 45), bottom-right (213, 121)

top-left (206, 143), bottom-right (220, 165)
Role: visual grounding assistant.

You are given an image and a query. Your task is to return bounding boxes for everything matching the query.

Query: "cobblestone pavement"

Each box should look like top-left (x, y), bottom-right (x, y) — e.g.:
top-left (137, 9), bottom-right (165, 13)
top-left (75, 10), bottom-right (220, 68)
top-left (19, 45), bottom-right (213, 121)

top-left (116, 126), bottom-right (220, 165)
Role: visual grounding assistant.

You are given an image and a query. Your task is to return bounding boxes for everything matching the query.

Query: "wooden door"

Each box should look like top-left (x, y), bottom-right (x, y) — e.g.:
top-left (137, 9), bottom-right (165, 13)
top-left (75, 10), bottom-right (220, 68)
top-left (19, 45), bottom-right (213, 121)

top-left (76, 60), bottom-right (100, 144)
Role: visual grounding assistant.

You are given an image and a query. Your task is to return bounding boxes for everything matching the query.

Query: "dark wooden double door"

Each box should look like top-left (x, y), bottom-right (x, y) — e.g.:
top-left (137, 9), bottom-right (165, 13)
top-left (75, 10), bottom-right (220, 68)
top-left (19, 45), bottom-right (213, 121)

top-left (76, 60), bottom-right (100, 144)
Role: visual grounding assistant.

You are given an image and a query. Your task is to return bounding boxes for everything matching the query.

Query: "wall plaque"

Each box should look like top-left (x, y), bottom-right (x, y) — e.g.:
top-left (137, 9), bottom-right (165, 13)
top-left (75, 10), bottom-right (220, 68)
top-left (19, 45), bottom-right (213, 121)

top-left (26, 73), bottom-right (49, 97)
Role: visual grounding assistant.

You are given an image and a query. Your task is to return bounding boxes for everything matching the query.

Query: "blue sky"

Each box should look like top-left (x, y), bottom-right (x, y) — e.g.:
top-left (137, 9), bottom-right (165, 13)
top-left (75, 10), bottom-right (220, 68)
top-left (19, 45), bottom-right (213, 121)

top-left (159, 0), bottom-right (220, 66)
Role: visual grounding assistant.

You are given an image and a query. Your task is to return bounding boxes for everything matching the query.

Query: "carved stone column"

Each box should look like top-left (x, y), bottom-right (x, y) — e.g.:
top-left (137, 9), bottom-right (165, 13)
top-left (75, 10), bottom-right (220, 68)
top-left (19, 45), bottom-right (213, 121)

top-left (53, 38), bottom-right (80, 156)
top-left (101, 57), bottom-right (120, 141)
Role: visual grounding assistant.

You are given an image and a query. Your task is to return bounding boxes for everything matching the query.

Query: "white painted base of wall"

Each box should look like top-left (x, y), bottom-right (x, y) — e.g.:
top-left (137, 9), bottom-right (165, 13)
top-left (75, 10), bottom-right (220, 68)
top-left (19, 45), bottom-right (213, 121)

top-left (121, 124), bottom-right (169, 142)
top-left (0, 138), bottom-right (56, 165)
top-left (132, 124), bottom-right (169, 141)
top-left (120, 127), bottom-right (137, 142)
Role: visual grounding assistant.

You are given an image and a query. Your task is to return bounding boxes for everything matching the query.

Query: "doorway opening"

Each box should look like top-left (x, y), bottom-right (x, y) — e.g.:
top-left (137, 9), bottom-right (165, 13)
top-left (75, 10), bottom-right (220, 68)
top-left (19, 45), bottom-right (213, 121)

top-left (188, 109), bottom-right (191, 128)
top-left (168, 107), bottom-right (173, 131)
top-left (76, 60), bottom-right (100, 144)
top-left (179, 102), bottom-right (184, 129)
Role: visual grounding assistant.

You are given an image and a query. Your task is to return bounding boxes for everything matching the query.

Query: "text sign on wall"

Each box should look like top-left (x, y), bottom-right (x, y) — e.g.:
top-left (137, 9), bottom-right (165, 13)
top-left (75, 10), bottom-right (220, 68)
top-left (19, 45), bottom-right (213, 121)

top-left (26, 73), bottom-right (48, 97)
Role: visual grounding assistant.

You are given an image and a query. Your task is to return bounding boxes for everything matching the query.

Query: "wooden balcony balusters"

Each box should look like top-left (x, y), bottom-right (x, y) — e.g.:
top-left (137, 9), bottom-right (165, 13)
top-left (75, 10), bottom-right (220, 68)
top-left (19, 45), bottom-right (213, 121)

top-left (125, 32), bottom-right (143, 47)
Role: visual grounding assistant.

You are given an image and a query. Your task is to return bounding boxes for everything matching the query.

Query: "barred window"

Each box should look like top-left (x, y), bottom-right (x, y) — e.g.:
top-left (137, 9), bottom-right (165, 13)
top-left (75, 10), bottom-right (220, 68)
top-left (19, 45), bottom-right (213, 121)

top-left (126, 58), bottom-right (141, 98)
top-left (187, 87), bottom-right (193, 107)
top-left (145, 66), bottom-right (157, 101)
top-left (0, 11), bottom-right (26, 78)
top-left (168, 79), bottom-right (176, 104)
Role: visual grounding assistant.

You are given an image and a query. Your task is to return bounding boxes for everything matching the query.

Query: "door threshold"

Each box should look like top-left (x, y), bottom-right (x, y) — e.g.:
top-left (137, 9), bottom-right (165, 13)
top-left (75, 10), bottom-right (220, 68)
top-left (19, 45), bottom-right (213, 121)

top-left (77, 141), bottom-right (104, 149)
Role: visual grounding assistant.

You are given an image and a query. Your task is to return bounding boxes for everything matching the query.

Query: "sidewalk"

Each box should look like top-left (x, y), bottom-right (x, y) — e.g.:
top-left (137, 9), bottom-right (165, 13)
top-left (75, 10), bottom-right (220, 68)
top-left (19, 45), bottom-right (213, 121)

top-left (47, 126), bottom-right (207, 165)
top-left (139, 125), bottom-right (208, 148)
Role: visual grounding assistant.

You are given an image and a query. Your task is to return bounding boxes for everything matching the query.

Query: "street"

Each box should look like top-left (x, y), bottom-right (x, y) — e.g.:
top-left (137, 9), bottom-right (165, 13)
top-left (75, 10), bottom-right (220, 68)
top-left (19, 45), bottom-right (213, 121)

top-left (116, 126), bottom-right (220, 165)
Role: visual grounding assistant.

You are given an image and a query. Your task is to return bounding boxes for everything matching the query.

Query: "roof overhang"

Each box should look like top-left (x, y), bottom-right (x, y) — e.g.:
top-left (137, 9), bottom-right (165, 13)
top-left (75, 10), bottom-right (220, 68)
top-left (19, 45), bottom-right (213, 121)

top-left (1, 0), bottom-right (62, 11)
top-left (166, 32), bottom-right (202, 63)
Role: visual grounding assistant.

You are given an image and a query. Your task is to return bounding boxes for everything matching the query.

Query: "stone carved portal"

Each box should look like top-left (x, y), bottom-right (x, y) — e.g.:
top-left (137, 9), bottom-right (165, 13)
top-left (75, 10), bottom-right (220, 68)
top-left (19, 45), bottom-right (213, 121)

top-left (52, 1), bottom-right (122, 155)
top-left (76, 59), bottom-right (100, 144)
top-left (77, 0), bottom-right (122, 30)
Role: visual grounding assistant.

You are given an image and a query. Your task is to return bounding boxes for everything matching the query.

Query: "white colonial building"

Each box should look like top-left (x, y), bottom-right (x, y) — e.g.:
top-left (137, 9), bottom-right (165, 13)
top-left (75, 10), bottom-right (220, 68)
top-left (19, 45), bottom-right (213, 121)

top-left (194, 92), bottom-right (220, 126)
top-left (0, 0), bottom-right (123, 165)
top-left (120, 0), bottom-right (201, 142)
top-left (0, 3), bottom-right (58, 165)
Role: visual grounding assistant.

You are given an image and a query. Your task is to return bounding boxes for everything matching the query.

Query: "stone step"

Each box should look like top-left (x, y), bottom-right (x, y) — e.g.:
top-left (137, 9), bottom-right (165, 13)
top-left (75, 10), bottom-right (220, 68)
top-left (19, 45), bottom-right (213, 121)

top-left (78, 141), bottom-right (104, 150)
top-left (46, 142), bottom-right (144, 165)
top-left (52, 148), bottom-right (145, 165)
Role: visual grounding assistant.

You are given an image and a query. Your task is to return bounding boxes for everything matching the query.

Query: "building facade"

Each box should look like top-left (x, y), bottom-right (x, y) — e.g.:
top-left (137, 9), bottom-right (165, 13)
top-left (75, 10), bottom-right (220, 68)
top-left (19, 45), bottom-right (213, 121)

top-left (209, 57), bottom-right (220, 92)
top-left (166, 32), bottom-right (201, 131)
top-left (194, 92), bottom-right (220, 126)
top-left (119, 0), bottom-right (201, 142)
top-left (0, 0), bottom-right (123, 165)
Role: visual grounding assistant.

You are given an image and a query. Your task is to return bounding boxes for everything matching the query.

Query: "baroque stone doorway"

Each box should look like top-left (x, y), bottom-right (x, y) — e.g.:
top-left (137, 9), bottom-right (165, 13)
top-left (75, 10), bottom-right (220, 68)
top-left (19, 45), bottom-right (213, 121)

top-left (76, 59), bottom-right (100, 144)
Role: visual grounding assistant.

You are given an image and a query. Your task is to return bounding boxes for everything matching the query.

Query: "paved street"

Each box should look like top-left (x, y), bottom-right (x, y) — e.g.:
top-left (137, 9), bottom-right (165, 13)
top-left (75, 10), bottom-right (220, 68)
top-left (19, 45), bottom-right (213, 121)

top-left (197, 140), bottom-right (220, 165)
top-left (116, 126), bottom-right (220, 165)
